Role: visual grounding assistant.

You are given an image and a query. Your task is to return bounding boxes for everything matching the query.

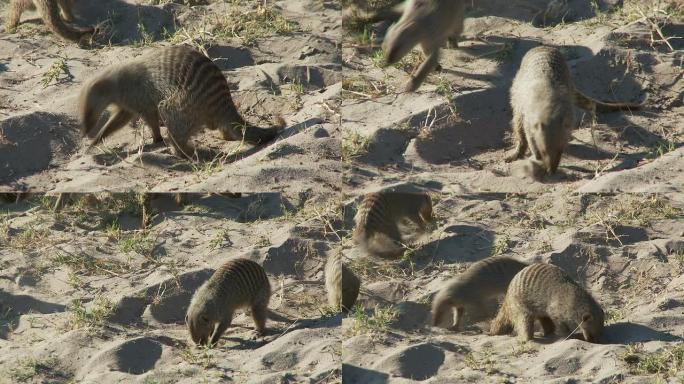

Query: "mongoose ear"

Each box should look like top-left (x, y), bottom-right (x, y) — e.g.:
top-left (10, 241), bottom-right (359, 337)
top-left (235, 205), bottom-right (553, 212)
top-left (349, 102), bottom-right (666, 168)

top-left (185, 314), bottom-right (189, 324)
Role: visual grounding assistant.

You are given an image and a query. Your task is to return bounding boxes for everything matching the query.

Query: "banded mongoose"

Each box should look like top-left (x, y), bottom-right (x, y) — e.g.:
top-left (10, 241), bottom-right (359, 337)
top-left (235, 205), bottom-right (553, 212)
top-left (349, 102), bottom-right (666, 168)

top-left (431, 256), bottom-right (528, 331)
top-left (325, 253), bottom-right (361, 312)
top-left (186, 258), bottom-right (271, 346)
top-left (353, 192), bottom-right (433, 258)
top-left (6, 0), bottom-right (93, 43)
top-left (505, 46), bottom-right (644, 177)
top-left (382, 0), bottom-right (466, 92)
top-left (79, 45), bottom-right (284, 158)
top-left (490, 263), bottom-right (605, 343)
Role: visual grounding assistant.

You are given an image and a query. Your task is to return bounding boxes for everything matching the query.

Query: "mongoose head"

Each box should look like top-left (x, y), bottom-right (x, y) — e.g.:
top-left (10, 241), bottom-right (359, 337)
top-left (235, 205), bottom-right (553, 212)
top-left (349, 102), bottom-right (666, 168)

top-left (580, 309), bottom-right (604, 343)
top-left (186, 294), bottom-right (221, 346)
top-left (530, 122), bottom-right (565, 175)
top-left (79, 77), bottom-right (114, 139)
top-left (382, 0), bottom-right (436, 65)
top-left (430, 293), bottom-right (452, 327)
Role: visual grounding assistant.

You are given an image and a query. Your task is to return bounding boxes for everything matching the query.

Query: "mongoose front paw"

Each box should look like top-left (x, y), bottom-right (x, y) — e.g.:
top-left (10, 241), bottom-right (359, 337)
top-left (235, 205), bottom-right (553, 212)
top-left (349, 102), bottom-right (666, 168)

top-left (504, 151), bottom-right (521, 163)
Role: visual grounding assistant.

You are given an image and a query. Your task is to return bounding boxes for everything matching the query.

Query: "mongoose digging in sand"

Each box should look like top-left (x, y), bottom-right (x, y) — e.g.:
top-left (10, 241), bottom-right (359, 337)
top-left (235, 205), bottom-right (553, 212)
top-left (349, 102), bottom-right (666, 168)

top-left (186, 258), bottom-right (272, 346)
top-left (353, 192), bottom-right (434, 258)
top-left (325, 253), bottom-right (361, 312)
top-left (505, 46), bottom-right (644, 178)
top-left (490, 263), bottom-right (605, 343)
top-left (6, 0), bottom-right (93, 43)
top-left (431, 256), bottom-right (528, 331)
top-left (382, 0), bottom-right (466, 91)
top-left (80, 45), bottom-right (284, 158)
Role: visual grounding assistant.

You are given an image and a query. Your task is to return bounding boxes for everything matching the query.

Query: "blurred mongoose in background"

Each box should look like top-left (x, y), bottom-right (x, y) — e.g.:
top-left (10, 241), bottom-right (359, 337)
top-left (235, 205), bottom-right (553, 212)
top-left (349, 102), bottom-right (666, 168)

top-left (382, 0), bottom-right (466, 92)
top-left (431, 256), bottom-right (528, 330)
top-left (490, 263), bottom-right (605, 343)
top-left (80, 45), bottom-right (283, 158)
top-left (353, 192), bottom-right (434, 258)
top-left (6, 0), bottom-right (93, 43)
top-left (505, 46), bottom-right (643, 178)
top-left (186, 258), bottom-right (271, 346)
top-left (325, 253), bottom-right (361, 312)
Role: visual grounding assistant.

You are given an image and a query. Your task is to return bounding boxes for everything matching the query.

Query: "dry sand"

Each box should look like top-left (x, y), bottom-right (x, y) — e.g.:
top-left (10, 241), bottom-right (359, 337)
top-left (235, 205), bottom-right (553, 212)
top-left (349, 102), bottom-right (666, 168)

top-left (0, 193), bottom-right (342, 383)
top-left (0, 0), bottom-right (683, 383)
top-left (0, 0), bottom-right (342, 194)
top-left (341, 191), bottom-right (684, 383)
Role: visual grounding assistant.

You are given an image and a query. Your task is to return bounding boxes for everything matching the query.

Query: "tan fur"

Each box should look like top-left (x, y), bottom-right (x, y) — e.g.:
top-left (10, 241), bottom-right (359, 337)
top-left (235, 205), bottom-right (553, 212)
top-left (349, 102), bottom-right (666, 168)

top-left (325, 253), bottom-right (360, 313)
top-left (6, 0), bottom-right (93, 43)
top-left (505, 46), bottom-right (644, 178)
top-left (431, 256), bottom-right (528, 331)
top-left (490, 263), bottom-right (605, 343)
top-left (186, 258), bottom-right (271, 346)
top-left (79, 46), bottom-right (284, 158)
top-left (353, 192), bottom-right (433, 258)
top-left (382, 0), bottom-right (466, 92)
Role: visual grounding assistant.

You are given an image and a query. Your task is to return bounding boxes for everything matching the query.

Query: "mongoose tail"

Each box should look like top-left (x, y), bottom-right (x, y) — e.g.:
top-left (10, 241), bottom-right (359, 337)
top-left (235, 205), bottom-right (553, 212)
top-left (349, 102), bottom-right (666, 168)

top-left (228, 115), bottom-right (285, 145)
top-left (37, 0), bottom-right (93, 42)
top-left (266, 309), bottom-right (293, 323)
top-left (573, 90), bottom-right (646, 115)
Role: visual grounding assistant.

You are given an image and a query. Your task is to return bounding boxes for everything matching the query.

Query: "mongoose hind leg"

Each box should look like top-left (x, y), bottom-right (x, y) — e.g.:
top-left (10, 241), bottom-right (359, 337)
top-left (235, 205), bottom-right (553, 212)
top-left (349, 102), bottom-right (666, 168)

top-left (141, 111), bottom-right (163, 143)
top-left (92, 108), bottom-right (135, 144)
top-left (538, 316), bottom-right (556, 336)
top-left (250, 301), bottom-right (268, 336)
top-left (514, 313), bottom-right (535, 341)
top-left (505, 111), bottom-right (527, 162)
top-left (165, 117), bottom-right (196, 159)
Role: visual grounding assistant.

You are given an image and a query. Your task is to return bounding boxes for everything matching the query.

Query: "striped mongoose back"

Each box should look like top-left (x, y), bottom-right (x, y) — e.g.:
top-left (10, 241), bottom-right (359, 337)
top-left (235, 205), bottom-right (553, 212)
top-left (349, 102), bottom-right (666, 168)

top-left (505, 46), bottom-right (643, 177)
top-left (325, 253), bottom-right (360, 312)
top-left (353, 192), bottom-right (433, 258)
top-left (79, 45), bottom-right (283, 158)
top-left (6, 0), bottom-right (93, 43)
top-left (382, 0), bottom-right (466, 92)
top-left (431, 256), bottom-right (528, 331)
top-left (490, 263), bottom-right (605, 343)
top-left (186, 258), bottom-right (271, 346)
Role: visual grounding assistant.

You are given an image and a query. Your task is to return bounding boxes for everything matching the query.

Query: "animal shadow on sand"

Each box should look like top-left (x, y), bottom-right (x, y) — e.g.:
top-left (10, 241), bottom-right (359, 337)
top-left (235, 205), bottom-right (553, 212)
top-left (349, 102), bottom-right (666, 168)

top-left (0, 112), bottom-right (80, 185)
top-left (70, 0), bottom-right (175, 45)
top-left (0, 290), bottom-right (66, 338)
top-left (342, 364), bottom-right (390, 384)
top-left (408, 224), bottom-right (496, 269)
top-left (603, 322), bottom-right (682, 344)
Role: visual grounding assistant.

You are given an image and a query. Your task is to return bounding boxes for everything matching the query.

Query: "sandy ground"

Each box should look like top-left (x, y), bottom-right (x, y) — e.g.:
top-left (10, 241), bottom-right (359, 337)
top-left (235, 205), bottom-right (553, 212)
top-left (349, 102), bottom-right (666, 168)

top-left (342, 0), bottom-right (683, 193)
top-left (0, 0), bottom-right (342, 194)
top-left (341, 190), bottom-right (684, 383)
top-left (0, 193), bottom-right (342, 383)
